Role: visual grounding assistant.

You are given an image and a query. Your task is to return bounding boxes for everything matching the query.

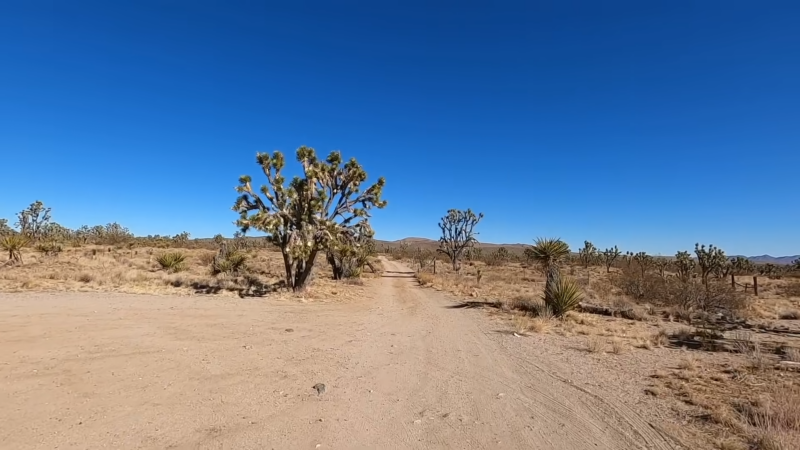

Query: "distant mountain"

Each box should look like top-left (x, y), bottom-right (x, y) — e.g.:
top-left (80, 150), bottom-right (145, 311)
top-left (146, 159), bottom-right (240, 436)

top-left (743, 255), bottom-right (799, 265)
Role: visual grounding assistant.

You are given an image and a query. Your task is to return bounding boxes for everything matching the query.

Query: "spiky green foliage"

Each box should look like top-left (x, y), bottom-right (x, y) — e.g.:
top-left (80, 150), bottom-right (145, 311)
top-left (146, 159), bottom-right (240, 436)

top-left (156, 252), bottom-right (186, 273)
top-left (437, 209), bottom-right (483, 273)
top-left (578, 241), bottom-right (598, 268)
top-left (600, 246), bottom-right (621, 273)
top-left (528, 237), bottom-right (571, 309)
top-left (633, 252), bottom-right (653, 278)
top-left (16, 201), bottom-right (51, 241)
top-left (543, 276), bottom-right (584, 317)
top-left (465, 247), bottom-right (483, 262)
top-left (694, 243), bottom-right (726, 286)
top-left (234, 147), bottom-right (386, 291)
top-left (211, 243), bottom-right (248, 276)
top-left (674, 250), bottom-right (696, 283)
top-left (793, 258), bottom-right (800, 271)
top-left (528, 238), bottom-right (570, 275)
top-left (326, 222), bottom-right (376, 279)
top-left (213, 234), bottom-right (225, 246)
top-left (1, 234), bottom-right (29, 264)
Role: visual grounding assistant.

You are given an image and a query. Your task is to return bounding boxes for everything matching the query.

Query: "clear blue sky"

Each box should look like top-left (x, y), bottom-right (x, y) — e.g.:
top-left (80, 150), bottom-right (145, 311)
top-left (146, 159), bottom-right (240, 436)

top-left (1, 1), bottom-right (798, 256)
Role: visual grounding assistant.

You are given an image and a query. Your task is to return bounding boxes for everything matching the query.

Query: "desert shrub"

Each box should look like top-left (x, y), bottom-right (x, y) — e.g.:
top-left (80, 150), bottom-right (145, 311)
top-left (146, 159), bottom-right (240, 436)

top-left (156, 252), bottom-right (186, 273)
top-left (779, 282), bottom-right (800, 298)
top-left (35, 241), bottom-right (63, 257)
top-left (612, 266), bottom-right (670, 302)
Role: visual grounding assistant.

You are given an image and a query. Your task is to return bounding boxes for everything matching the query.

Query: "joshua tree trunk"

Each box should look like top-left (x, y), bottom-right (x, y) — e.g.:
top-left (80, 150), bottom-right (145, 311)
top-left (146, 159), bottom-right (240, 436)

top-left (543, 264), bottom-right (561, 308)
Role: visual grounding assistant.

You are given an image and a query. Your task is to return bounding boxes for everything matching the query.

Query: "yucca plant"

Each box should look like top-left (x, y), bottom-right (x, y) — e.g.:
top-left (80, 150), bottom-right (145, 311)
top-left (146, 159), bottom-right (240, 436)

top-left (543, 276), bottom-right (584, 317)
top-left (210, 246), bottom-right (247, 276)
top-left (0, 234), bottom-right (29, 264)
top-left (156, 252), bottom-right (186, 273)
top-left (527, 237), bottom-right (570, 275)
top-left (527, 237), bottom-right (573, 315)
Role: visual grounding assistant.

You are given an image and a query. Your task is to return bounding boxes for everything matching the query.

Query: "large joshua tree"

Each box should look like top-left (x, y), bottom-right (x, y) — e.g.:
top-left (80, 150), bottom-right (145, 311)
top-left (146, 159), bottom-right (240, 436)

top-left (437, 209), bottom-right (483, 273)
top-left (233, 146), bottom-right (386, 292)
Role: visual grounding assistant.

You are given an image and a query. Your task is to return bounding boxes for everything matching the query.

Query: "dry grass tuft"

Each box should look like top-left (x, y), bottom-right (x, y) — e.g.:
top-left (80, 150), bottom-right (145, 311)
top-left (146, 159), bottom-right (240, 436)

top-left (586, 336), bottom-right (605, 353)
top-left (610, 338), bottom-right (627, 354)
top-left (511, 315), bottom-right (532, 335)
top-left (736, 385), bottom-right (800, 450)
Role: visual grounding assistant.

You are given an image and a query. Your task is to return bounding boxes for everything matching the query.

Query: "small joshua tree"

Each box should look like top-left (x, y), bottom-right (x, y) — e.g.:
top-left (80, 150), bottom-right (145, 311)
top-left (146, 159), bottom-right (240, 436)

top-left (695, 243), bottom-right (726, 286)
top-left (578, 241), bottom-right (598, 269)
top-left (674, 250), bottom-right (696, 283)
top-left (437, 209), bottom-right (483, 273)
top-left (624, 251), bottom-right (635, 268)
top-left (16, 201), bottom-right (52, 241)
top-left (600, 246), bottom-right (621, 273)
top-left (234, 147), bottom-right (386, 292)
top-left (653, 257), bottom-right (672, 279)
top-left (633, 252), bottom-right (654, 278)
top-left (0, 219), bottom-right (15, 236)
top-left (731, 256), bottom-right (755, 276)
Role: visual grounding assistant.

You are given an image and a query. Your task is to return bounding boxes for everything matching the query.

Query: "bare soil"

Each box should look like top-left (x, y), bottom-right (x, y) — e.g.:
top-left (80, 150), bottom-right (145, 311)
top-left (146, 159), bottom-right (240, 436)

top-left (0, 259), bottom-right (682, 449)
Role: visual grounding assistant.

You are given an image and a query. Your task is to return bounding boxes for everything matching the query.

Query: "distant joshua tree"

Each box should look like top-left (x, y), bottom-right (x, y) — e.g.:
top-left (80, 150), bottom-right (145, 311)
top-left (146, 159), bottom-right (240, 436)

top-left (436, 209), bottom-right (483, 273)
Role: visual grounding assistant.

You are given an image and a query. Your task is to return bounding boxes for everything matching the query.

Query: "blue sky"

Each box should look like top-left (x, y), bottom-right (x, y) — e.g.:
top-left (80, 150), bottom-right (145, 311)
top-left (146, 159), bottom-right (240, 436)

top-left (1, 1), bottom-right (798, 256)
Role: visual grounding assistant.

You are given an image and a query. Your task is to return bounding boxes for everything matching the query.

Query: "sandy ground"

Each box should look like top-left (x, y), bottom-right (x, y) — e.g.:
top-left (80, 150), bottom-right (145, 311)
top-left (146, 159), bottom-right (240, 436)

top-left (0, 259), bottom-right (683, 450)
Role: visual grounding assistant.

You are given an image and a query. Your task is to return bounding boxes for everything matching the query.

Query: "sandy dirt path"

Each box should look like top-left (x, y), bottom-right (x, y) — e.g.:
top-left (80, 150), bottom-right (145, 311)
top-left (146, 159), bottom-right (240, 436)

top-left (0, 258), bottom-right (681, 449)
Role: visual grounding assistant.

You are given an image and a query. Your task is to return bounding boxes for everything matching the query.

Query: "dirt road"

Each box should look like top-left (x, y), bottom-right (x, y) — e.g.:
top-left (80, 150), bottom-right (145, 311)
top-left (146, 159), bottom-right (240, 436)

top-left (0, 259), bottom-right (681, 449)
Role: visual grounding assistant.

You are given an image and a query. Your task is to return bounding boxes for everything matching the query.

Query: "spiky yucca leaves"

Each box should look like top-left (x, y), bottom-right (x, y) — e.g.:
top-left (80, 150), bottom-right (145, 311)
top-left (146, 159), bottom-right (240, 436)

top-left (234, 147), bottom-right (386, 292)
top-left (543, 276), bottom-right (584, 317)
top-left (156, 252), bottom-right (186, 273)
top-left (674, 250), bottom-right (696, 283)
top-left (326, 222), bottom-right (376, 279)
top-left (1, 234), bottom-right (29, 264)
top-left (527, 238), bottom-right (571, 309)
top-left (211, 245), bottom-right (247, 276)
top-left (695, 243), bottom-right (726, 286)
top-left (437, 209), bottom-right (484, 272)
top-left (600, 246), bottom-right (621, 273)
top-left (528, 238), bottom-right (570, 275)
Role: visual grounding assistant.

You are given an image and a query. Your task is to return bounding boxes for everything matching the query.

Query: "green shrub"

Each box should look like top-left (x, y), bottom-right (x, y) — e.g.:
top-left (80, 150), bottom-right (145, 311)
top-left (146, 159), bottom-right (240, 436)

top-left (156, 252), bottom-right (186, 273)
